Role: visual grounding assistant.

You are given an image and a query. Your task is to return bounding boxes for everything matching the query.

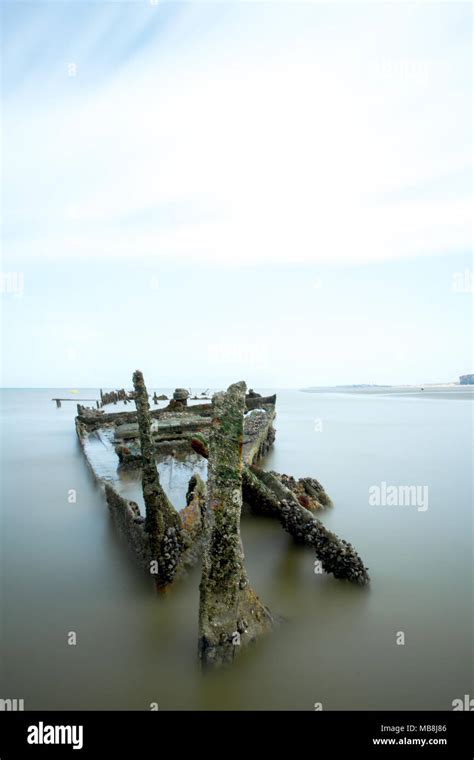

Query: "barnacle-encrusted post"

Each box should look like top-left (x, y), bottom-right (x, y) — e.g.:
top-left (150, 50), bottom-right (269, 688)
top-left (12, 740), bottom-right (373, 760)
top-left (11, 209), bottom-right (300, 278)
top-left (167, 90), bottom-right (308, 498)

top-left (198, 381), bottom-right (273, 667)
top-left (132, 370), bottom-right (183, 587)
top-left (243, 468), bottom-right (370, 585)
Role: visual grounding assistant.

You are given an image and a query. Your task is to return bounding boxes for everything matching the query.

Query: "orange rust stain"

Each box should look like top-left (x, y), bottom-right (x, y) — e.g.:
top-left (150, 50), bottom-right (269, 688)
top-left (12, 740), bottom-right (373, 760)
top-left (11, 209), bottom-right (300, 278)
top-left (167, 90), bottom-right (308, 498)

top-left (180, 502), bottom-right (200, 531)
top-left (297, 494), bottom-right (317, 511)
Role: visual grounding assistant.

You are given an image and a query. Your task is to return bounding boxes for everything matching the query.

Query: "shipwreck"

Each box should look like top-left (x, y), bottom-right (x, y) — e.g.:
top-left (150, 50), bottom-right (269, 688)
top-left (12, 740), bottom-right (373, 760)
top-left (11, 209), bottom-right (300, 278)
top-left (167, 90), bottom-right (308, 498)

top-left (74, 374), bottom-right (370, 667)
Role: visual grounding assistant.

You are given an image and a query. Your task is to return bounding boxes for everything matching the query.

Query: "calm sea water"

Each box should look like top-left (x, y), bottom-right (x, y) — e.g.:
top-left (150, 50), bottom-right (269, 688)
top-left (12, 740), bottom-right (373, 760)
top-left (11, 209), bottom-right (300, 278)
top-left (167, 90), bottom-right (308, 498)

top-left (1, 388), bottom-right (472, 710)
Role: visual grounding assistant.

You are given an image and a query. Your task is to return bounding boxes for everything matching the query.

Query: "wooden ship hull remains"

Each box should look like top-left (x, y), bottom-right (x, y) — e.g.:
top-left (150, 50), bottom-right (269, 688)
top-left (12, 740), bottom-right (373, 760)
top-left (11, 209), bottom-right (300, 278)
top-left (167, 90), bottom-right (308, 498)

top-left (74, 375), bottom-right (369, 667)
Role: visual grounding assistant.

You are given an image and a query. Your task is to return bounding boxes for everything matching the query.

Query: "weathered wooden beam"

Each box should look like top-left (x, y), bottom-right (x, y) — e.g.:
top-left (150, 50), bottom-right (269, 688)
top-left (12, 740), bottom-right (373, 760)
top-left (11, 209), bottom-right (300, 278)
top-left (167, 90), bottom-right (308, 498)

top-left (198, 381), bottom-right (273, 667)
top-left (132, 370), bottom-right (183, 587)
top-left (243, 467), bottom-right (370, 585)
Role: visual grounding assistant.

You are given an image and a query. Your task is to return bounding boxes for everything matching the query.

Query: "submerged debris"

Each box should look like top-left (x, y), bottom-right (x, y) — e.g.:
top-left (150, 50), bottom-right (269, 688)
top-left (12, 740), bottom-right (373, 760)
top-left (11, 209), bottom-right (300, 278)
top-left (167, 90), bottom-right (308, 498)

top-left (243, 468), bottom-right (369, 585)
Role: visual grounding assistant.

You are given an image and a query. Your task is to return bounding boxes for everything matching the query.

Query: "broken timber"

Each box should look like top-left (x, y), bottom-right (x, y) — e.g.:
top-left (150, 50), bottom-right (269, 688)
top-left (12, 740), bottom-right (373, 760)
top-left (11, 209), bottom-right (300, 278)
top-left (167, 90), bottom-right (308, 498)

top-left (243, 468), bottom-right (369, 584)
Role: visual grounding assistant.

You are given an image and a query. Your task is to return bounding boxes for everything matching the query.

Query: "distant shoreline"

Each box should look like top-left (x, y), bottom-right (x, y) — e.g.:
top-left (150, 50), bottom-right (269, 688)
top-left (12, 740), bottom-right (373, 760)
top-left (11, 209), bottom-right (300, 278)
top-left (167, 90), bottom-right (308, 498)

top-left (301, 384), bottom-right (474, 400)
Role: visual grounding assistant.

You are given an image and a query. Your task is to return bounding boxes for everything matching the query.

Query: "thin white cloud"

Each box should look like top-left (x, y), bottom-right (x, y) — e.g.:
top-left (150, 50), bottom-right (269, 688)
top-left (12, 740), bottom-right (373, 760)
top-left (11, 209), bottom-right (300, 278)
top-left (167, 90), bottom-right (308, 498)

top-left (3, 2), bottom-right (472, 266)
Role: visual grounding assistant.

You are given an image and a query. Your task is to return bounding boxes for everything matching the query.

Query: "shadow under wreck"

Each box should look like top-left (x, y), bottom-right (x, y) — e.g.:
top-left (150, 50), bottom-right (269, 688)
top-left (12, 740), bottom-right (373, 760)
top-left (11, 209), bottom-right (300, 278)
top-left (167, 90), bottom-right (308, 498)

top-left (74, 373), bottom-right (370, 667)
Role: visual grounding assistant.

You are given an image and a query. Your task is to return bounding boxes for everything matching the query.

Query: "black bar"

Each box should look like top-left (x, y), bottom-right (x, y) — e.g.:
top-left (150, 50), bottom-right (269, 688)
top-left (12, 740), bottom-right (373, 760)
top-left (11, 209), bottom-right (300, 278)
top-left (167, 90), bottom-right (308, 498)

top-left (0, 711), bottom-right (473, 757)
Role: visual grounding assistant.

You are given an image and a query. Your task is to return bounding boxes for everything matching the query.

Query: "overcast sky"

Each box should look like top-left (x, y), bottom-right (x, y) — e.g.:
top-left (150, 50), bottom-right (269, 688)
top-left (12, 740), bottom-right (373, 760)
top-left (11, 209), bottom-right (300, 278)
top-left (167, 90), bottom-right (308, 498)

top-left (1, 0), bottom-right (472, 388)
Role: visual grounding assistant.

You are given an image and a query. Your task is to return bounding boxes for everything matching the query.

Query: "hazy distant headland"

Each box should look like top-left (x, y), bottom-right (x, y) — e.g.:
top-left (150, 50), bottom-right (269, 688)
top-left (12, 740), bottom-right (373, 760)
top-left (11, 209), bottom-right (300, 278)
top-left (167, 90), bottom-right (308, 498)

top-left (301, 383), bottom-right (474, 400)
